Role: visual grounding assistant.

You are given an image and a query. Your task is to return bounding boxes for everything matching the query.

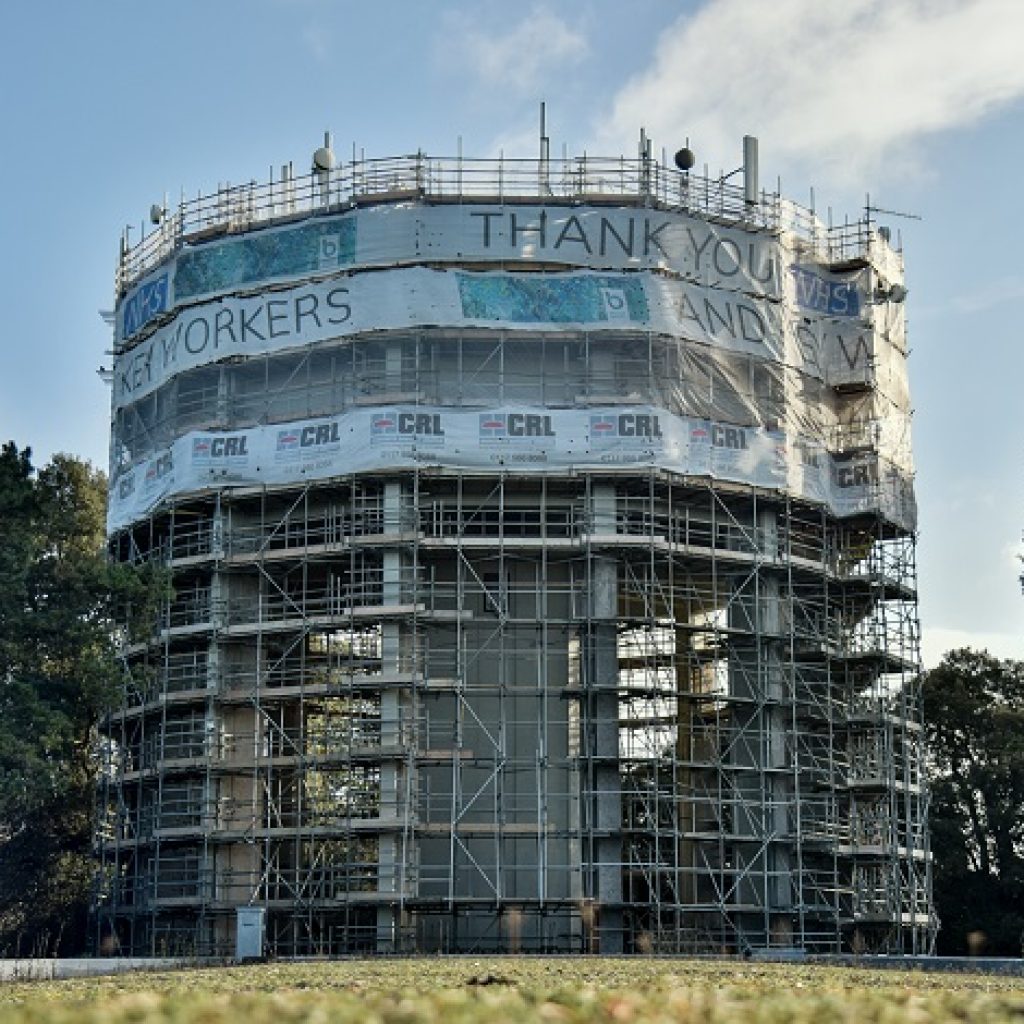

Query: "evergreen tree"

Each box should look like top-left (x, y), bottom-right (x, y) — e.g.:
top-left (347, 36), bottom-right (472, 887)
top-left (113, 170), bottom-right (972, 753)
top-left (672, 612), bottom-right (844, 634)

top-left (923, 648), bottom-right (1024, 955)
top-left (0, 443), bottom-right (155, 955)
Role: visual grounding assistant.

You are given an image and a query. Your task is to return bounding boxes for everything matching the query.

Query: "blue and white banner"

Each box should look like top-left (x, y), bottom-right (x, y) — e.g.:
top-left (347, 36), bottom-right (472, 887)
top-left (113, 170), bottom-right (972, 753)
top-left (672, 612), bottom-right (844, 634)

top-left (112, 266), bottom-right (876, 412)
top-left (118, 202), bottom-right (876, 342)
top-left (788, 264), bottom-right (861, 317)
top-left (120, 270), bottom-right (170, 338)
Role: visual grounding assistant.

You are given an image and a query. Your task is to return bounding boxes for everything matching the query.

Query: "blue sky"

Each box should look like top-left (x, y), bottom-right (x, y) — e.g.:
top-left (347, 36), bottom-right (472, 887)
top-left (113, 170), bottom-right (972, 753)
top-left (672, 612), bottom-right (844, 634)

top-left (1, 0), bottom-right (1022, 666)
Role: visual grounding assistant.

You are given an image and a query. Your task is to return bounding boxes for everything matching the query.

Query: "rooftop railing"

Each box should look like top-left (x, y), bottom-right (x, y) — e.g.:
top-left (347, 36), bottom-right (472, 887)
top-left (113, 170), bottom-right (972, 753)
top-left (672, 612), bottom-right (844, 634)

top-left (117, 153), bottom-right (892, 296)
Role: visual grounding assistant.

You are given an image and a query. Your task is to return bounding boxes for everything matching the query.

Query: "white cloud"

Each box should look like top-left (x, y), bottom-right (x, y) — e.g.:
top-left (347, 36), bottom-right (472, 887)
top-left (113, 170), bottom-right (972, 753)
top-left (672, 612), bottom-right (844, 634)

top-left (922, 626), bottom-right (1024, 669)
top-left (438, 5), bottom-right (588, 95)
top-left (485, 122), bottom-right (550, 160)
top-left (598, 0), bottom-right (1024, 189)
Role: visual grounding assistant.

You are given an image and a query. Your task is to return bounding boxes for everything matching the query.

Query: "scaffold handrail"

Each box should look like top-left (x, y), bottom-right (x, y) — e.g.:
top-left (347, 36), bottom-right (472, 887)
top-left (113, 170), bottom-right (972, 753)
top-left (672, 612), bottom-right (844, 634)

top-left (116, 152), bottom-right (889, 296)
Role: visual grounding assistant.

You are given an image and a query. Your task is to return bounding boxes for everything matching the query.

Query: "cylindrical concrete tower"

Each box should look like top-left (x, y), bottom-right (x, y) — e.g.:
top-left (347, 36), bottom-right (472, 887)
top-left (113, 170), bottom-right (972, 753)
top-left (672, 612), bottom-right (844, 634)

top-left (95, 142), bottom-right (934, 956)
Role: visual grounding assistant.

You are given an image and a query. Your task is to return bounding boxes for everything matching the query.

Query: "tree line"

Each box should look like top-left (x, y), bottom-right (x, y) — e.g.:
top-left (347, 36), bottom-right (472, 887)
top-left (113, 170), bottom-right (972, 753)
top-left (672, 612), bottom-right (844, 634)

top-left (0, 443), bottom-right (159, 956)
top-left (923, 650), bottom-right (1024, 954)
top-left (0, 440), bottom-right (1020, 955)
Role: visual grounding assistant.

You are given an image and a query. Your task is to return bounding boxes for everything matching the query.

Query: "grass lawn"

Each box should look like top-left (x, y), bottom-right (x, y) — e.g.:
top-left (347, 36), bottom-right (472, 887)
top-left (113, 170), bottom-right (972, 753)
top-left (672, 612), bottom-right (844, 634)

top-left (1, 958), bottom-right (1023, 1023)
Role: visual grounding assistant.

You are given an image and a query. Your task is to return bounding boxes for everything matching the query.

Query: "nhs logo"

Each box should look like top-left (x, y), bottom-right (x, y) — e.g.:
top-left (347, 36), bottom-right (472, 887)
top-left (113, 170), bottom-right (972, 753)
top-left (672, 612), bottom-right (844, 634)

top-left (789, 265), bottom-right (860, 317)
top-left (121, 273), bottom-right (170, 339)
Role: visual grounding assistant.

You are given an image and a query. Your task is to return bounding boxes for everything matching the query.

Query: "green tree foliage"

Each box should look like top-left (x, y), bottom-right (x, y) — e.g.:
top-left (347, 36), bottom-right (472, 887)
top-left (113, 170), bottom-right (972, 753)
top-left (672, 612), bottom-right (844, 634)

top-left (0, 442), bottom-right (157, 956)
top-left (923, 648), bottom-right (1024, 955)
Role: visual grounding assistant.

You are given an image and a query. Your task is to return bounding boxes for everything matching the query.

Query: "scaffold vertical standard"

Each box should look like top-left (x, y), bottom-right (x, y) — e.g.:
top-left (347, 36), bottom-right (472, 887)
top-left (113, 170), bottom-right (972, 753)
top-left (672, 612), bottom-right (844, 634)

top-left (95, 137), bottom-right (935, 957)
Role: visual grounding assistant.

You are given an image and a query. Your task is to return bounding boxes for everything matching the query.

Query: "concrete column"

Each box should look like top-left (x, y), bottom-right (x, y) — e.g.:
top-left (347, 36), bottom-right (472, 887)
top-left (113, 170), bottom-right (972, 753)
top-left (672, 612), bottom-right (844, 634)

top-left (205, 499), bottom-right (228, 915)
top-left (377, 478), bottom-right (406, 951)
top-left (587, 483), bottom-right (622, 952)
top-left (728, 505), bottom-right (792, 950)
top-left (760, 508), bottom-right (792, 934)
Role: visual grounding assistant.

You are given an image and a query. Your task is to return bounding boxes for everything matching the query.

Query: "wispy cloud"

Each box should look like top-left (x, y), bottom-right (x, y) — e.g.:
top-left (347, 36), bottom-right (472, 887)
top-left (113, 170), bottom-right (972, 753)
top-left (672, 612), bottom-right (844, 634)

top-left (922, 626), bottom-right (1024, 669)
top-left (301, 23), bottom-right (329, 62)
top-left (598, 0), bottom-right (1024, 189)
top-left (437, 5), bottom-right (588, 95)
top-left (952, 276), bottom-right (1024, 314)
top-left (915, 275), bottom-right (1024, 319)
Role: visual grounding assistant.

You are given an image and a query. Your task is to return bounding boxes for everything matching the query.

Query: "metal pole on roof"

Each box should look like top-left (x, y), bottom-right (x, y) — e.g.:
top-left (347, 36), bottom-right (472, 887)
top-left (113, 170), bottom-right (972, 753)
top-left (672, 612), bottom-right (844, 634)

top-left (743, 135), bottom-right (758, 206)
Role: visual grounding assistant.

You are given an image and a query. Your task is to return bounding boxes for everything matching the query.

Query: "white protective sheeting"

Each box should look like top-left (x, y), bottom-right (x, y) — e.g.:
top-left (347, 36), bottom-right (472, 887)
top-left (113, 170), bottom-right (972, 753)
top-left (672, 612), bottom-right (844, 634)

top-left (119, 203), bottom-right (872, 340)
top-left (111, 200), bottom-right (913, 533)
top-left (107, 405), bottom-right (915, 533)
top-left (113, 266), bottom-right (876, 412)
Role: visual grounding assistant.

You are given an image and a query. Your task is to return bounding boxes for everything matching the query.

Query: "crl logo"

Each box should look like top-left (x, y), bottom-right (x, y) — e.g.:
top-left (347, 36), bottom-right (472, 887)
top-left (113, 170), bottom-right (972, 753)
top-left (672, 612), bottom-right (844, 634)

top-left (277, 423), bottom-right (340, 451)
top-left (371, 411), bottom-right (445, 443)
top-left (479, 412), bottom-right (555, 439)
top-left (143, 453), bottom-right (173, 487)
top-left (590, 413), bottom-right (662, 441)
top-left (193, 435), bottom-right (250, 460)
top-left (711, 424), bottom-right (748, 450)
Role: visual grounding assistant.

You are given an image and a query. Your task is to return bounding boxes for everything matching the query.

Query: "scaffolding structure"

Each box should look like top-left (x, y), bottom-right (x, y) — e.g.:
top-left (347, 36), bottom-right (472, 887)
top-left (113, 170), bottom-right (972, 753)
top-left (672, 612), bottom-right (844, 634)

top-left (95, 148), bottom-right (934, 956)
